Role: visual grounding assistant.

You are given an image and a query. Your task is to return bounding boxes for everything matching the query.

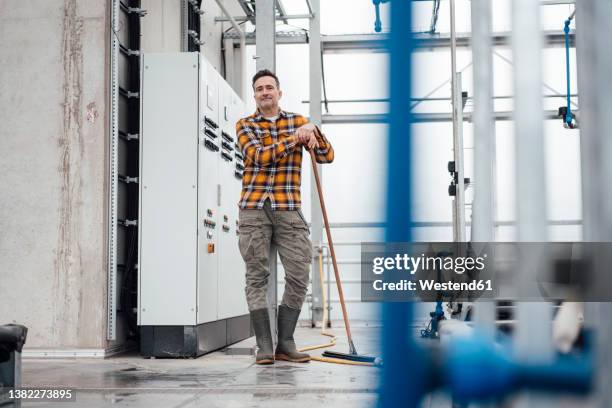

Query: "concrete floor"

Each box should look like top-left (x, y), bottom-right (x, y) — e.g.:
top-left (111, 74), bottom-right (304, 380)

top-left (16, 320), bottom-right (596, 408)
top-left (20, 325), bottom-right (382, 408)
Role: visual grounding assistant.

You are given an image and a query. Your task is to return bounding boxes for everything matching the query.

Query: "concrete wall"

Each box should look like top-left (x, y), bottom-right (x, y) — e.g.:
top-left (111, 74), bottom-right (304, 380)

top-left (200, 0), bottom-right (224, 73)
top-left (141, 0), bottom-right (244, 93)
top-left (140, 0), bottom-right (182, 53)
top-left (0, 0), bottom-right (109, 349)
top-left (0, 0), bottom-right (244, 352)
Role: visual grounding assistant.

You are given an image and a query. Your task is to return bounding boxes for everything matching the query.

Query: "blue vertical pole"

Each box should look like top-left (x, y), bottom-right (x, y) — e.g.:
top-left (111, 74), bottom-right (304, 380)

top-left (374, 0), bottom-right (382, 32)
top-left (379, 1), bottom-right (426, 407)
top-left (564, 17), bottom-right (573, 127)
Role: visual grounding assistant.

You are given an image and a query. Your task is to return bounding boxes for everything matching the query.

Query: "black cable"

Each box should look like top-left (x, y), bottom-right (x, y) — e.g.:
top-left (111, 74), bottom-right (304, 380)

top-left (221, 21), bottom-right (247, 79)
top-left (120, 226), bottom-right (138, 339)
top-left (223, 19), bottom-right (247, 36)
top-left (188, 4), bottom-right (194, 51)
top-left (429, 0), bottom-right (441, 34)
top-left (320, 48), bottom-right (329, 114)
top-left (117, 0), bottom-right (141, 341)
top-left (195, 0), bottom-right (202, 51)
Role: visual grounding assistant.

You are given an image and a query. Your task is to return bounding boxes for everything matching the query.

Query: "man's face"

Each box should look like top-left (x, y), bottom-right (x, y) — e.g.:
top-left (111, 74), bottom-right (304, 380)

top-left (253, 76), bottom-right (282, 112)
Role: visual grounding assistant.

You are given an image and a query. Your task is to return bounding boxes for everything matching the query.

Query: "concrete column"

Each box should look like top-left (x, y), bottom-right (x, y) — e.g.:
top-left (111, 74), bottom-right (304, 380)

top-left (512, 1), bottom-right (553, 406)
top-left (309, 0), bottom-right (324, 326)
top-left (0, 0), bottom-right (109, 351)
top-left (470, 0), bottom-right (496, 332)
top-left (255, 0), bottom-right (275, 72)
top-left (575, 2), bottom-right (612, 406)
top-left (255, 0), bottom-right (278, 334)
top-left (449, 0), bottom-right (466, 243)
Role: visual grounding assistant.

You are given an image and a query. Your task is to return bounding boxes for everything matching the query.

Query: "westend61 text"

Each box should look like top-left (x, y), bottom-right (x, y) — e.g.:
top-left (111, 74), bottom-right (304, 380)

top-left (372, 279), bottom-right (493, 292)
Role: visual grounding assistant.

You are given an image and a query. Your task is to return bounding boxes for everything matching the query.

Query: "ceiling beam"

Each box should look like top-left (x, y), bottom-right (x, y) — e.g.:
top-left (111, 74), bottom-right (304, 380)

top-left (275, 0), bottom-right (289, 24)
top-left (223, 31), bottom-right (576, 51)
top-left (321, 110), bottom-right (564, 124)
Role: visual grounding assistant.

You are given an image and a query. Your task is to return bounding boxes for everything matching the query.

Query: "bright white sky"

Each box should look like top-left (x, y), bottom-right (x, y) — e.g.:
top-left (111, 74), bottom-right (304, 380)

top-left (241, 0), bottom-right (581, 242)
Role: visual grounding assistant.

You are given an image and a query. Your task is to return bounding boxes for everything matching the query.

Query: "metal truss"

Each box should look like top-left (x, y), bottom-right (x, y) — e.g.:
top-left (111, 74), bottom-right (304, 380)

top-left (321, 110), bottom-right (564, 124)
top-left (224, 30), bottom-right (575, 51)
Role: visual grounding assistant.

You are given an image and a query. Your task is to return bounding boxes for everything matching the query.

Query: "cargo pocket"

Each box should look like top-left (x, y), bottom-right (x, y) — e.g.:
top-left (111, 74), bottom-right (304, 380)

top-left (238, 220), bottom-right (261, 262)
top-left (296, 209), bottom-right (310, 234)
top-left (290, 217), bottom-right (313, 263)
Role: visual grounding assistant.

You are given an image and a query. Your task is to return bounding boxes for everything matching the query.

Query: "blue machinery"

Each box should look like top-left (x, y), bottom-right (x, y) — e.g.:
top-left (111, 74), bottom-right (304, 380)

top-left (420, 252), bottom-right (449, 340)
top-left (420, 300), bottom-right (444, 339)
top-left (379, 1), bottom-right (592, 406)
top-left (372, 0), bottom-right (390, 33)
top-left (563, 10), bottom-right (577, 128)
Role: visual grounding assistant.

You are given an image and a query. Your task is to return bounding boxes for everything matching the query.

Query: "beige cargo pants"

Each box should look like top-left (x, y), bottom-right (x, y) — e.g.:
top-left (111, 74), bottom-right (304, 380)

top-left (238, 200), bottom-right (312, 311)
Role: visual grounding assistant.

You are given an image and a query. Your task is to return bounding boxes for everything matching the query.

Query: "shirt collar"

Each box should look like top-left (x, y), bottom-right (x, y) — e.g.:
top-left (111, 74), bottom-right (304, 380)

top-left (254, 108), bottom-right (287, 121)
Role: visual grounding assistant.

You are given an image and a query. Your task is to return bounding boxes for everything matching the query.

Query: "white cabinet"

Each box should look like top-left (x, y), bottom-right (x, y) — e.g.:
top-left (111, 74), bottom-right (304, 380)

top-left (138, 52), bottom-right (248, 357)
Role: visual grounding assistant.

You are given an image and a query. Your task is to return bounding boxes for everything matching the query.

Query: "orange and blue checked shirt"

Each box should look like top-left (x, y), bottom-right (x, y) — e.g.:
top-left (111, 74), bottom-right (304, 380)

top-left (236, 109), bottom-right (334, 210)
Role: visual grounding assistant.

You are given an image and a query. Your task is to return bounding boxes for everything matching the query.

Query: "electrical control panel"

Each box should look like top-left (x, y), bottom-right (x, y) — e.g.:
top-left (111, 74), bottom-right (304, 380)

top-left (138, 53), bottom-right (247, 329)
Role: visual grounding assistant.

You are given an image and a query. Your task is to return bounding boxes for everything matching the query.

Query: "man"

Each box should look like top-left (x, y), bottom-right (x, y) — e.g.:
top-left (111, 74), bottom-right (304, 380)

top-left (236, 69), bottom-right (334, 365)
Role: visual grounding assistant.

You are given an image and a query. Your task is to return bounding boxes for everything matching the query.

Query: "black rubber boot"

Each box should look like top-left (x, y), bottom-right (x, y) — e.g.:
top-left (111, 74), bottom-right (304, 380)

top-left (275, 305), bottom-right (310, 363)
top-left (250, 308), bottom-right (274, 365)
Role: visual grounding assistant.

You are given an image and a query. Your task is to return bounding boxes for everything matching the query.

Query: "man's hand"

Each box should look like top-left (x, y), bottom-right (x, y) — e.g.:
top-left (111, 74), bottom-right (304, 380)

top-left (295, 124), bottom-right (319, 150)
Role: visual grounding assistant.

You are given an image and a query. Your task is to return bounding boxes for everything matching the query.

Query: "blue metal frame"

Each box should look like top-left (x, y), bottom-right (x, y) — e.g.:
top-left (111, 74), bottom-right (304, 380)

top-left (379, 1), bottom-right (591, 405)
top-left (564, 14), bottom-right (575, 127)
top-left (373, 0), bottom-right (390, 33)
top-left (380, 1), bottom-right (425, 407)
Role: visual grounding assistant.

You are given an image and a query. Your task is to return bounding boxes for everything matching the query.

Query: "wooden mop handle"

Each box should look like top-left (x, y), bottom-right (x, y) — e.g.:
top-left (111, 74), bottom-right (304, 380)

top-left (308, 128), bottom-right (354, 344)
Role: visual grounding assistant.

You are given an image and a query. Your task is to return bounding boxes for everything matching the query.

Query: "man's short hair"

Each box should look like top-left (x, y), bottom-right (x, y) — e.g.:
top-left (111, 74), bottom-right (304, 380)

top-left (252, 69), bottom-right (280, 89)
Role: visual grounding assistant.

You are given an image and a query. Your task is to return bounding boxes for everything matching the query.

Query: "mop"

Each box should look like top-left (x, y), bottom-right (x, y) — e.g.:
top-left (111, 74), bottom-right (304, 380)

top-left (305, 127), bottom-right (379, 364)
top-left (298, 246), bottom-right (374, 366)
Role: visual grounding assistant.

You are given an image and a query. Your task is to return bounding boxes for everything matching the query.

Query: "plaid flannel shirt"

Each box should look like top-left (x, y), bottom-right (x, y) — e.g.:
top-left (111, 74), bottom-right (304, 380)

top-left (236, 109), bottom-right (334, 210)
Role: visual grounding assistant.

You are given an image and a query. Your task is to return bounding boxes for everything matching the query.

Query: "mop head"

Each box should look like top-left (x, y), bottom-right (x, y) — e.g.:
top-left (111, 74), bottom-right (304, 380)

top-left (322, 350), bottom-right (379, 364)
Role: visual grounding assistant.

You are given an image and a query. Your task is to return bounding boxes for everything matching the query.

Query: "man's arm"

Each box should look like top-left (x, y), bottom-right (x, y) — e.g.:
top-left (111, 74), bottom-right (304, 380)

top-left (237, 119), bottom-right (299, 167)
top-left (295, 117), bottom-right (334, 164)
top-left (312, 127), bottom-right (334, 164)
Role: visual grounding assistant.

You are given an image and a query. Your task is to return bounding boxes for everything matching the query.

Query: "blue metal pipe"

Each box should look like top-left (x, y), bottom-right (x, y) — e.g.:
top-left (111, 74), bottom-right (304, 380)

top-left (379, 1), bottom-right (590, 405)
top-left (443, 332), bottom-right (592, 403)
top-left (379, 0), bottom-right (423, 407)
top-left (564, 16), bottom-right (574, 127)
top-left (373, 0), bottom-right (390, 33)
top-left (374, 0), bottom-right (382, 32)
